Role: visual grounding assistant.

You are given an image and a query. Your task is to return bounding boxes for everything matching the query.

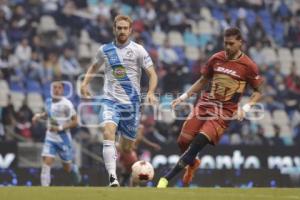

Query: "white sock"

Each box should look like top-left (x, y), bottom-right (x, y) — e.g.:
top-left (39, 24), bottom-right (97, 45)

top-left (41, 164), bottom-right (51, 186)
top-left (103, 140), bottom-right (117, 179)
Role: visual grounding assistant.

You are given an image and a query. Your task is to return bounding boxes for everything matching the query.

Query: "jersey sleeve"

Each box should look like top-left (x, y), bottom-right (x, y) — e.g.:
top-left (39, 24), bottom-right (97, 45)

top-left (200, 55), bottom-right (215, 78)
top-left (45, 98), bottom-right (52, 117)
top-left (139, 46), bottom-right (153, 69)
top-left (94, 46), bottom-right (105, 65)
top-left (68, 100), bottom-right (76, 117)
top-left (246, 62), bottom-right (264, 89)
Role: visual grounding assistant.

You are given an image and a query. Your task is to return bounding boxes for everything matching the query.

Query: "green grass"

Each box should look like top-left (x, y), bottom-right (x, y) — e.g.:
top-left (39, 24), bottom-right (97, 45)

top-left (1, 187), bottom-right (300, 200)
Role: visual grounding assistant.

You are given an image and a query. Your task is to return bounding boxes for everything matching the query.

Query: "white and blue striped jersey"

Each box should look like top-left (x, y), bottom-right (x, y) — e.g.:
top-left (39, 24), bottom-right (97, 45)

top-left (45, 97), bottom-right (76, 143)
top-left (95, 41), bottom-right (153, 104)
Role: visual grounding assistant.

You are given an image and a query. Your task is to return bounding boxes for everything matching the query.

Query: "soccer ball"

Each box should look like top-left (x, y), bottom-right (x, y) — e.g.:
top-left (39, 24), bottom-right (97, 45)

top-left (131, 160), bottom-right (154, 183)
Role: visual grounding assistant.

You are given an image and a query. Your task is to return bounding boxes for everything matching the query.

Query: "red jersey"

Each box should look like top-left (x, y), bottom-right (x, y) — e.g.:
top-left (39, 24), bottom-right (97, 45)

top-left (200, 51), bottom-right (263, 110)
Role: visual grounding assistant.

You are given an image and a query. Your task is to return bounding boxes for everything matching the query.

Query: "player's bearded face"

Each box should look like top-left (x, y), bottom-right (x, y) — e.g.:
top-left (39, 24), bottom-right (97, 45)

top-left (224, 36), bottom-right (242, 57)
top-left (114, 20), bottom-right (131, 44)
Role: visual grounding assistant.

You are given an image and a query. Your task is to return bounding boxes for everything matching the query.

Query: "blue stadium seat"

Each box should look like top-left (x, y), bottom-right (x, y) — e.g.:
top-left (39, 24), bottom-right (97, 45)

top-left (10, 81), bottom-right (24, 92)
top-left (26, 80), bottom-right (42, 93)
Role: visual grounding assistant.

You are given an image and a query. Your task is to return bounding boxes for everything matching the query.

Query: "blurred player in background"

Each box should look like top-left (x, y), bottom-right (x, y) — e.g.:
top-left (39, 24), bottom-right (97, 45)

top-left (157, 27), bottom-right (264, 188)
top-left (32, 81), bottom-right (81, 186)
top-left (80, 15), bottom-right (158, 187)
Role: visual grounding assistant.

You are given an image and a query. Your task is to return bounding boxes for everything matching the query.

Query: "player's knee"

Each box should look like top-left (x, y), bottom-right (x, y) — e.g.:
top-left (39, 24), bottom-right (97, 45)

top-left (103, 129), bottom-right (115, 140)
top-left (63, 163), bottom-right (72, 172)
top-left (43, 157), bottom-right (54, 166)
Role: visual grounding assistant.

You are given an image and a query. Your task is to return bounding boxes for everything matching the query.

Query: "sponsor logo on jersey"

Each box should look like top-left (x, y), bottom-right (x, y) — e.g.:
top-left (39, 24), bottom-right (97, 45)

top-left (113, 65), bottom-right (127, 79)
top-left (215, 66), bottom-right (240, 77)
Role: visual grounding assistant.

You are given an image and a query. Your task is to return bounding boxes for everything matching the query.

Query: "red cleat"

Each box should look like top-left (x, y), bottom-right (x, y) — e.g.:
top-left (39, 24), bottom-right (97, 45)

top-left (182, 158), bottom-right (201, 186)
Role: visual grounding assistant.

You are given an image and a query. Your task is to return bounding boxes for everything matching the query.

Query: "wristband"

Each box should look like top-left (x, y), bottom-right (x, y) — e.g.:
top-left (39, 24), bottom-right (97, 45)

top-left (179, 93), bottom-right (188, 101)
top-left (58, 125), bottom-right (64, 131)
top-left (242, 104), bottom-right (251, 112)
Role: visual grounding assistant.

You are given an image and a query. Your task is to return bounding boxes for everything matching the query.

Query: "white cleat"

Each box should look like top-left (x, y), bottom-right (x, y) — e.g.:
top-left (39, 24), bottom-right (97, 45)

top-left (109, 175), bottom-right (120, 187)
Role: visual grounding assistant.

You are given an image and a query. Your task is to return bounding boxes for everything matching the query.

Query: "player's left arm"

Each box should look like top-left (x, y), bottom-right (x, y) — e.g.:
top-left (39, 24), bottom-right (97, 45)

top-left (237, 84), bottom-right (263, 121)
top-left (144, 66), bottom-right (158, 105)
top-left (62, 115), bottom-right (78, 130)
top-left (238, 62), bottom-right (264, 121)
top-left (247, 84), bottom-right (263, 107)
top-left (50, 115), bottom-right (78, 132)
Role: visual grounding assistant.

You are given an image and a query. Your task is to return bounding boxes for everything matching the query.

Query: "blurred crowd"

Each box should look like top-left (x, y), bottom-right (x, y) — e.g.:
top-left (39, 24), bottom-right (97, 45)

top-left (0, 0), bottom-right (300, 148)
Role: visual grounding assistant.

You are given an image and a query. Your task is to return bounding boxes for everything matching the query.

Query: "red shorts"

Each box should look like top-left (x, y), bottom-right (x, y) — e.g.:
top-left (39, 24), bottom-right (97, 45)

top-left (181, 102), bottom-right (235, 145)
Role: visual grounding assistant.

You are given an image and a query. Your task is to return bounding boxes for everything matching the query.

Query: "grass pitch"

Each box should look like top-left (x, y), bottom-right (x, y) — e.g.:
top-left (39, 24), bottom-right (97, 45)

top-left (1, 187), bottom-right (300, 200)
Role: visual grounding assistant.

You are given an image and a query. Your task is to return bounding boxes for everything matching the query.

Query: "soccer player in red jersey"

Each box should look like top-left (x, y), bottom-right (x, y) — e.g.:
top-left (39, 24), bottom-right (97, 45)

top-left (157, 27), bottom-right (264, 188)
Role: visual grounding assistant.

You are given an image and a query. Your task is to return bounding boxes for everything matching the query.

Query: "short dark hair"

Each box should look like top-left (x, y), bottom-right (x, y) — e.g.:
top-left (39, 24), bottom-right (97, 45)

top-left (224, 27), bottom-right (242, 40)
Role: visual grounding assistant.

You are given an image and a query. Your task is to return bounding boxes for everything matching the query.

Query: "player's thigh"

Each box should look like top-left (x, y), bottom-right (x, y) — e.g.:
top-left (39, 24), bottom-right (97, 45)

top-left (41, 141), bottom-right (57, 165)
top-left (180, 110), bottom-right (206, 143)
top-left (57, 143), bottom-right (73, 164)
top-left (118, 105), bottom-right (139, 141)
top-left (42, 156), bottom-right (55, 166)
top-left (99, 99), bottom-right (120, 128)
top-left (200, 119), bottom-right (228, 145)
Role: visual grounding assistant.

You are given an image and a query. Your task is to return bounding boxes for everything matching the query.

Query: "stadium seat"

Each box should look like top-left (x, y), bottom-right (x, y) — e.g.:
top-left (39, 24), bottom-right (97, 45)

top-left (262, 124), bottom-right (275, 138)
top-left (198, 34), bottom-right (212, 47)
top-left (245, 9), bottom-right (256, 27)
top-left (91, 42), bottom-right (101, 56)
top-left (168, 31), bottom-right (184, 47)
top-left (200, 7), bottom-right (212, 21)
top-left (10, 82), bottom-right (24, 92)
top-left (189, 20), bottom-right (200, 35)
top-left (291, 111), bottom-right (300, 128)
top-left (183, 31), bottom-right (198, 47)
top-left (279, 60), bottom-right (292, 75)
top-left (261, 47), bottom-right (277, 64)
top-left (260, 110), bottom-right (273, 124)
top-left (278, 48), bottom-right (293, 75)
top-left (280, 125), bottom-right (292, 138)
top-left (198, 20), bottom-right (213, 34)
top-left (80, 30), bottom-right (92, 45)
top-left (185, 46), bottom-right (200, 61)
top-left (278, 48), bottom-right (292, 62)
top-left (27, 92), bottom-right (44, 113)
top-left (152, 31), bottom-right (166, 46)
top-left (10, 91), bottom-right (25, 111)
top-left (78, 44), bottom-right (92, 60)
top-left (26, 80), bottom-right (42, 93)
top-left (38, 15), bottom-right (57, 33)
top-left (292, 48), bottom-right (300, 64)
top-left (0, 80), bottom-right (9, 106)
top-left (272, 110), bottom-right (289, 125)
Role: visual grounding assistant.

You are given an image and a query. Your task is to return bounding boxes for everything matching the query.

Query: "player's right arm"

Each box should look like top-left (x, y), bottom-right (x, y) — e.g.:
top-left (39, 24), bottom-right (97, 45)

top-left (32, 112), bottom-right (47, 124)
top-left (80, 47), bottom-right (105, 98)
top-left (171, 76), bottom-right (209, 109)
top-left (80, 62), bottom-right (103, 98)
top-left (171, 54), bottom-right (215, 109)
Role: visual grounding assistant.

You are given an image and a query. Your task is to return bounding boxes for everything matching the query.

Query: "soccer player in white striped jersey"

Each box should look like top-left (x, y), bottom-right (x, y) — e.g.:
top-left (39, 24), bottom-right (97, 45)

top-left (80, 15), bottom-right (158, 187)
top-left (32, 81), bottom-right (81, 186)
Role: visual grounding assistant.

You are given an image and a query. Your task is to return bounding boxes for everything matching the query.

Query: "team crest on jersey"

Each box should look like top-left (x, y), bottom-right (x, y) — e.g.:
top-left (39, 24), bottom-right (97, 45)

top-left (126, 49), bottom-right (134, 58)
top-left (113, 66), bottom-right (127, 79)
